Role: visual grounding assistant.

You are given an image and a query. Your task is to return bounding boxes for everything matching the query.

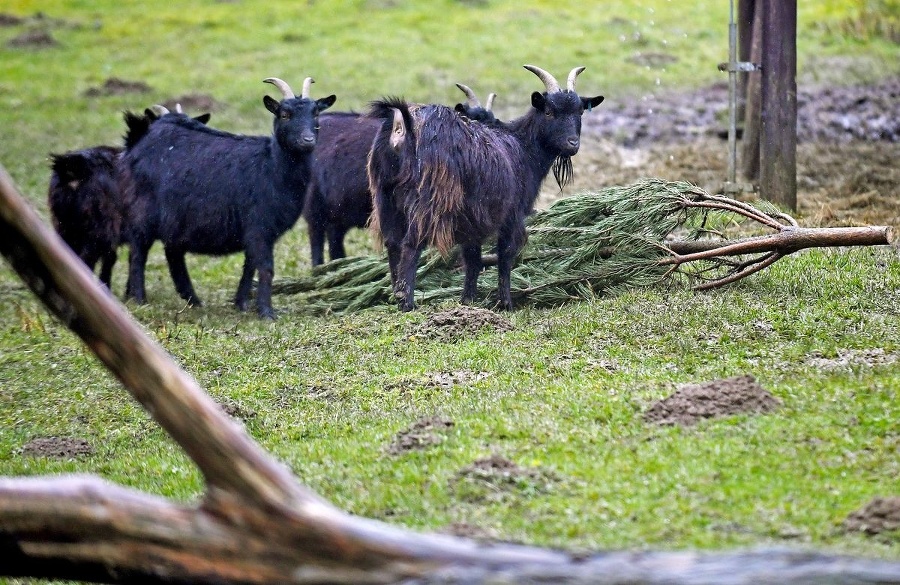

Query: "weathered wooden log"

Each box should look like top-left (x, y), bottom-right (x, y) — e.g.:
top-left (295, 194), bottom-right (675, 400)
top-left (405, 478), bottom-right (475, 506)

top-left (1, 163), bottom-right (899, 584)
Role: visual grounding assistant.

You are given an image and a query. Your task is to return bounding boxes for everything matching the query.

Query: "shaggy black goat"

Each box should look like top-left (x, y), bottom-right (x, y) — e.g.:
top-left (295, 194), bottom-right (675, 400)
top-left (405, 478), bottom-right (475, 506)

top-left (368, 65), bottom-right (603, 311)
top-left (302, 84), bottom-right (499, 267)
top-left (302, 112), bottom-right (381, 266)
top-left (121, 77), bottom-right (336, 319)
top-left (48, 106), bottom-right (210, 288)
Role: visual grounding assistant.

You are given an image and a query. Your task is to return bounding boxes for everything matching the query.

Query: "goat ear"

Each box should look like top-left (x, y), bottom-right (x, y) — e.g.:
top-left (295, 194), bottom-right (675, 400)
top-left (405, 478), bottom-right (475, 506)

top-left (194, 113), bottom-right (212, 125)
top-left (263, 95), bottom-right (280, 115)
top-left (317, 94), bottom-right (337, 112)
top-left (144, 108), bottom-right (160, 121)
top-left (389, 107), bottom-right (406, 151)
top-left (51, 153), bottom-right (89, 183)
top-left (530, 91), bottom-right (546, 111)
top-left (582, 95), bottom-right (605, 111)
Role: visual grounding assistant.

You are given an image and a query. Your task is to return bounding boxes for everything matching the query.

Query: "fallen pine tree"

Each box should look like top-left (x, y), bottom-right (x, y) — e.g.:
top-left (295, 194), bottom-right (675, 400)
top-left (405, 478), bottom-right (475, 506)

top-left (272, 179), bottom-right (893, 313)
top-left (1, 164), bottom-right (899, 584)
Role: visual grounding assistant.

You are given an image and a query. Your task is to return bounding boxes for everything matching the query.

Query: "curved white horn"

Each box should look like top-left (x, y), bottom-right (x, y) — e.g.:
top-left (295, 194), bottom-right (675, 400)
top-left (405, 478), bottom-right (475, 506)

top-left (175, 103), bottom-right (183, 114)
top-left (263, 77), bottom-right (295, 99)
top-left (566, 66), bottom-right (586, 92)
top-left (300, 77), bottom-right (314, 99)
top-left (455, 83), bottom-right (480, 108)
top-left (485, 93), bottom-right (497, 112)
top-left (523, 64), bottom-right (560, 93)
top-left (150, 104), bottom-right (170, 116)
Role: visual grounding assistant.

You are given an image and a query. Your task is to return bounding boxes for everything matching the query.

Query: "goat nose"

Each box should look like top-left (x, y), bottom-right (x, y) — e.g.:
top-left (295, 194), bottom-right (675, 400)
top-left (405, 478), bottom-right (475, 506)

top-left (567, 137), bottom-right (580, 148)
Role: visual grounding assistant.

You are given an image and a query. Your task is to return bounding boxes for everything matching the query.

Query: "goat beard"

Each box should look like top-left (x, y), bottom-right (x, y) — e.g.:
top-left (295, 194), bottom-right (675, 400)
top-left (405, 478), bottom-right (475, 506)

top-left (552, 156), bottom-right (573, 190)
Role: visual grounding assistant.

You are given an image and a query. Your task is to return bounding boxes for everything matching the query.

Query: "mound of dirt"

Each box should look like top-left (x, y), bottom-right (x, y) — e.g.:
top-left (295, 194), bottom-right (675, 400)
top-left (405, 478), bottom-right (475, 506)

top-left (6, 29), bottom-right (58, 48)
top-left (843, 496), bottom-right (900, 536)
top-left (217, 398), bottom-right (256, 421)
top-left (440, 521), bottom-right (500, 541)
top-left (643, 375), bottom-right (781, 426)
top-left (0, 13), bottom-right (24, 26)
top-left (21, 436), bottom-right (93, 458)
top-left (386, 415), bottom-right (454, 455)
top-left (414, 306), bottom-right (513, 341)
top-left (84, 77), bottom-right (152, 97)
top-left (450, 454), bottom-right (557, 501)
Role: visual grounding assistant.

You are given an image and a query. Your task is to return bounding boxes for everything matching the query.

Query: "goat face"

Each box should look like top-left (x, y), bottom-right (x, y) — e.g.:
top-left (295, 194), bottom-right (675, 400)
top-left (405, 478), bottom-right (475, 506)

top-left (264, 94), bottom-right (337, 153)
top-left (531, 90), bottom-right (604, 157)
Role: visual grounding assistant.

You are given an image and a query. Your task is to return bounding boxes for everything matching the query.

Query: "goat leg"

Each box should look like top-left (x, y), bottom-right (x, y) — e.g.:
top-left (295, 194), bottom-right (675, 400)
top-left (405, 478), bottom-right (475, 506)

top-left (164, 246), bottom-right (202, 307)
top-left (125, 240), bottom-right (151, 304)
top-left (495, 223), bottom-right (525, 311)
top-left (98, 250), bottom-right (117, 289)
top-left (252, 246), bottom-right (277, 320)
top-left (396, 231), bottom-right (423, 312)
top-left (460, 243), bottom-right (482, 305)
top-left (234, 256), bottom-right (256, 312)
top-left (327, 225), bottom-right (347, 261)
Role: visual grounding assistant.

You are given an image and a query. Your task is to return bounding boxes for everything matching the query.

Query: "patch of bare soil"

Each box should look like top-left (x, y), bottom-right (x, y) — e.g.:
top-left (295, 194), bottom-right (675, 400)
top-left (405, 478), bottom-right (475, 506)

top-left (21, 436), bottom-right (93, 458)
top-left (440, 521), bottom-right (500, 541)
top-left (216, 398), bottom-right (256, 421)
top-left (843, 496), bottom-right (900, 536)
top-left (805, 348), bottom-right (899, 371)
top-left (643, 375), bottom-right (781, 427)
top-left (450, 454), bottom-right (557, 502)
top-left (84, 77), bottom-right (152, 97)
top-left (0, 13), bottom-right (24, 26)
top-left (6, 29), bottom-right (58, 48)
top-left (386, 415), bottom-right (454, 455)
top-left (414, 306), bottom-right (513, 341)
top-left (163, 93), bottom-right (222, 113)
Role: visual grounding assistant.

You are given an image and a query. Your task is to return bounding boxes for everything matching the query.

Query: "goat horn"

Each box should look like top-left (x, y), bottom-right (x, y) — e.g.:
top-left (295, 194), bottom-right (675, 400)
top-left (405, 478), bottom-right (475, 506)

top-left (455, 83), bottom-right (480, 108)
top-left (150, 104), bottom-right (170, 116)
top-left (175, 103), bottom-right (183, 114)
top-left (523, 64), bottom-right (560, 93)
top-left (301, 77), bottom-right (314, 99)
top-left (566, 66), bottom-right (586, 92)
top-left (485, 93), bottom-right (496, 112)
top-left (263, 77), bottom-right (295, 100)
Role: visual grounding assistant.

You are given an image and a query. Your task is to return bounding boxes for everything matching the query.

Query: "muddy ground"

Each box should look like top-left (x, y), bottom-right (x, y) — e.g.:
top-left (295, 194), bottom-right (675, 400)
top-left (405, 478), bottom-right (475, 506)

top-left (562, 77), bottom-right (899, 229)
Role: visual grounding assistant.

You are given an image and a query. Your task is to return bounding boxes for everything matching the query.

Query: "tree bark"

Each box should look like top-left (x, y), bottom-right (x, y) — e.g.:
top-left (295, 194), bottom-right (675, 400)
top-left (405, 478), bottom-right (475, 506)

top-left (759, 0), bottom-right (798, 210)
top-left (740, 0), bottom-right (763, 182)
top-left (2, 164), bottom-right (899, 583)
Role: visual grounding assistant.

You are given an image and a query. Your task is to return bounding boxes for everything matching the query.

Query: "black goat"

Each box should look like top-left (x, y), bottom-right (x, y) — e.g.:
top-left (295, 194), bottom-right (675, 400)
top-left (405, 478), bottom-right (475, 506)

top-left (47, 106), bottom-right (210, 288)
top-left (368, 65), bottom-right (603, 311)
top-left (302, 112), bottom-right (381, 266)
top-left (48, 145), bottom-right (123, 287)
top-left (120, 77), bottom-right (336, 319)
top-left (453, 83), bottom-right (500, 126)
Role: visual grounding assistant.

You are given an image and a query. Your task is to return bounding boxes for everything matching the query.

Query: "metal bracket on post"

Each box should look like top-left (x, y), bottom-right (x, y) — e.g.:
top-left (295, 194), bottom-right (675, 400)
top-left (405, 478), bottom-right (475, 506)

top-left (719, 0), bottom-right (761, 196)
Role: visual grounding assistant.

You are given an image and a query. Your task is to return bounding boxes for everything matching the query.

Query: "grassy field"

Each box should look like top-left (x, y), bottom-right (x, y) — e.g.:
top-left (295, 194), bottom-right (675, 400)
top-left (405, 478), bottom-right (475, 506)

top-left (0, 0), bottom-right (898, 579)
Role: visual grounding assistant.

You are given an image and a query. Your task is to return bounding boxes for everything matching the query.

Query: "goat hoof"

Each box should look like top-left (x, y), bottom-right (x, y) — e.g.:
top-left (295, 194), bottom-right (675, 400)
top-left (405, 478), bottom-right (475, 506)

top-left (258, 307), bottom-right (277, 320)
top-left (187, 298), bottom-right (203, 308)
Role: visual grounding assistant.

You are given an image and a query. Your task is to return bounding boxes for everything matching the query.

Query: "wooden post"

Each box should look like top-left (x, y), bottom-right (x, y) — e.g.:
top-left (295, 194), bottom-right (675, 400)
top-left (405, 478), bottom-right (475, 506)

top-left (740, 0), bottom-right (763, 182)
top-left (759, 0), bottom-right (797, 210)
top-left (736, 0), bottom-right (755, 123)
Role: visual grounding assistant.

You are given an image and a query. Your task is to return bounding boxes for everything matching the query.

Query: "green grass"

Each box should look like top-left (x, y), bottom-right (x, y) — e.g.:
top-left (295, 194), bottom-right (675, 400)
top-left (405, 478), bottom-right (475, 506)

top-left (0, 0), bottom-right (898, 580)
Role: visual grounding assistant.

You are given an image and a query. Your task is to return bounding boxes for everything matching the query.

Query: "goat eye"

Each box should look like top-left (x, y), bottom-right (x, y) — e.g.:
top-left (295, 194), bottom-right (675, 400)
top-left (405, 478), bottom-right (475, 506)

top-left (545, 110), bottom-right (553, 118)
top-left (281, 112), bottom-right (290, 120)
